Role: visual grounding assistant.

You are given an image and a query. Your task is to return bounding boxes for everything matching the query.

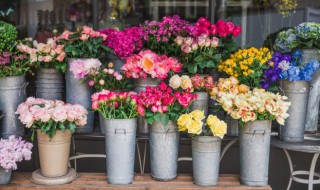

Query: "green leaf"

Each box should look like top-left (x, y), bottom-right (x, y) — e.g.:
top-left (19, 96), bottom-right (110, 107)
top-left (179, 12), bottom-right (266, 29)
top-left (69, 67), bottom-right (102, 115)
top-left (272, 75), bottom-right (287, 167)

top-left (213, 54), bottom-right (222, 62)
top-left (187, 64), bottom-right (197, 74)
top-left (146, 117), bottom-right (154, 124)
top-left (146, 111), bottom-right (154, 117)
top-left (194, 55), bottom-right (204, 62)
top-left (154, 113), bottom-right (162, 122)
top-left (161, 114), bottom-right (170, 126)
top-left (59, 122), bottom-right (66, 132)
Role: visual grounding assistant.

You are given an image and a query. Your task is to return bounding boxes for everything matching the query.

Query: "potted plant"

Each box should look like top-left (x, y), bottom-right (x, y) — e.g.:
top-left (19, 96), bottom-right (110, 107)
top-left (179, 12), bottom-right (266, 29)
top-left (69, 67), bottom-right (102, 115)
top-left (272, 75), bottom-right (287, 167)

top-left (169, 74), bottom-right (214, 117)
top-left (274, 22), bottom-right (320, 131)
top-left (262, 50), bottom-right (319, 142)
top-left (0, 135), bottom-right (33, 184)
top-left (122, 49), bottom-right (182, 134)
top-left (99, 26), bottom-right (144, 71)
top-left (137, 82), bottom-right (196, 181)
top-left (16, 97), bottom-right (87, 180)
top-left (21, 38), bottom-right (67, 100)
top-left (216, 88), bottom-right (291, 186)
top-left (177, 110), bottom-right (227, 186)
top-left (209, 76), bottom-right (250, 136)
top-left (0, 21), bottom-right (33, 139)
top-left (56, 26), bottom-right (110, 133)
top-left (91, 90), bottom-right (139, 184)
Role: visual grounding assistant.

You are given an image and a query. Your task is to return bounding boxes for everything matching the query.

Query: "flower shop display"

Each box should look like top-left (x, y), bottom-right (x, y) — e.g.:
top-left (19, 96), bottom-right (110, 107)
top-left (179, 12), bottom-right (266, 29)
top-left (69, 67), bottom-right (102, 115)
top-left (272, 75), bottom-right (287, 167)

top-left (56, 26), bottom-right (110, 133)
top-left (91, 90), bottom-right (139, 184)
top-left (99, 27), bottom-right (144, 71)
top-left (137, 82), bottom-right (196, 181)
top-left (210, 77), bottom-right (250, 136)
top-left (0, 23), bottom-right (32, 139)
top-left (169, 74), bottom-right (214, 118)
top-left (88, 62), bottom-right (132, 92)
top-left (19, 38), bottom-right (67, 100)
top-left (218, 47), bottom-right (272, 89)
top-left (122, 49), bottom-right (182, 134)
top-left (16, 97), bottom-right (87, 182)
top-left (177, 110), bottom-right (227, 186)
top-left (0, 135), bottom-right (33, 184)
top-left (141, 15), bottom-right (191, 57)
top-left (216, 88), bottom-right (291, 186)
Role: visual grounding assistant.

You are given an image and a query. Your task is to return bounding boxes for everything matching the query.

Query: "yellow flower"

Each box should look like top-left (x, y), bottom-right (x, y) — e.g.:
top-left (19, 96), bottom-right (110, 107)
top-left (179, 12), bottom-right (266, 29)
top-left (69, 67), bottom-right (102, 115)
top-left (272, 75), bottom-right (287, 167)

top-left (186, 119), bottom-right (203, 135)
top-left (269, 61), bottom-right (274, 67)
top-left (180, 75), bottom-right (193, 91)
top-left (177, 113), bottom-right (192, 132)
top-left (206, 115), bottom-right (220, 127)
top-left (190, 110), bottom-right (205, 120)
top-left (209, 120), bottom-right (227, 139)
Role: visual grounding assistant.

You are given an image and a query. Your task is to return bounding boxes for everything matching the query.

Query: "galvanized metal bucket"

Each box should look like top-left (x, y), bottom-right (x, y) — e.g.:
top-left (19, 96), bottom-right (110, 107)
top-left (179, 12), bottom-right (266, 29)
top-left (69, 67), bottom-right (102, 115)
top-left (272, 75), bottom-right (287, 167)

top-left (150, 120), bottom-right (179, 181)
top-left (192, 136), bottom-right (221, 186)
top-left (225, 115), bottom-right (239, 137)
top-left (36, 68), bottom-right (64, 101)
top-left (0, 167), bottom-right (12, 185)
top-left (239, 120), bottom-right (272, 187)
top-left (106, 53), bottom-right (125, 71)
top-left (279, 80), bottom-right (309, 142)
top-left (299, 49), bottom-right (320, 132)
top-left (104, 118), bottom-right (137, 184)
top-left (66, 59), bottom-right (94, 134)
top-left (134, 78), bottom-right (161, 135)
top-left (0, 76), bottom-right (28, 138)
top-left (190, 92), bottom-right (209, 116)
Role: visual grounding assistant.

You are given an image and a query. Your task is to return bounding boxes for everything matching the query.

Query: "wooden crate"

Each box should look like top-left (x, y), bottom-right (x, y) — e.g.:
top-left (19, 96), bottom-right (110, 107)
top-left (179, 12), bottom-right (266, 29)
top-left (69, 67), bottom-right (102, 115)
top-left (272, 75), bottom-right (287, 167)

top-left (1, 173), bottom-right (272, 190)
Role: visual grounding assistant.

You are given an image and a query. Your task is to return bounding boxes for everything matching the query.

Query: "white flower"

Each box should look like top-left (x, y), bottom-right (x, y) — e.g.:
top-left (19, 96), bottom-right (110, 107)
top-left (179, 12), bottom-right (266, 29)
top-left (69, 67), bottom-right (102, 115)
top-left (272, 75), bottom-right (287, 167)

top-left (278, 60), bottom-right (290, 71)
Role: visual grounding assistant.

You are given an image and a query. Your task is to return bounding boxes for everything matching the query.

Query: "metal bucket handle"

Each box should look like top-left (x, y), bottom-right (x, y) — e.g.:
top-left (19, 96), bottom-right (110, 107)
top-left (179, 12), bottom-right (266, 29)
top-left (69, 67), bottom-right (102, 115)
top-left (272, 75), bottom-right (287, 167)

top-left (115, 128), bottom-right (127, 140)
top-left (165, 127), bottom-right (171, 140)
top-left (19, 82), bottom-right (29, 96)
top-left (251, 130), bottom-right (267, 142)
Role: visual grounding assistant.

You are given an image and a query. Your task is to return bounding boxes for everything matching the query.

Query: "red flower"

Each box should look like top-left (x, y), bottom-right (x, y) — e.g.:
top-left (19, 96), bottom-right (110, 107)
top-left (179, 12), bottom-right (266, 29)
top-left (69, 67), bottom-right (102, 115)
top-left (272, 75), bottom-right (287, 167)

top-left (232, 26), bottom-right (242, 37)
top-left (163, 96), bottom-right (175, 105)
top-left (211, 25), bottom-right (217, 35)
top-left (226, 22), bottom-right (235, 34)
top-left (98, 94), bottom-right (108, 101)
top-left (137, 105), bottom-right (146, 116)
top-left (158, 82), bottom-right (167, 91)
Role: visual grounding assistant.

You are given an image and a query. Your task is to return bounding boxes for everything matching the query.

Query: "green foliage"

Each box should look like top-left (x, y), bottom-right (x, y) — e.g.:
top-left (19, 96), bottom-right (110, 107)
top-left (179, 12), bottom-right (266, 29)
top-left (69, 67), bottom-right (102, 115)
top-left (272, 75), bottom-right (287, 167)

top-left (0, 21), bottom-right (17, 52)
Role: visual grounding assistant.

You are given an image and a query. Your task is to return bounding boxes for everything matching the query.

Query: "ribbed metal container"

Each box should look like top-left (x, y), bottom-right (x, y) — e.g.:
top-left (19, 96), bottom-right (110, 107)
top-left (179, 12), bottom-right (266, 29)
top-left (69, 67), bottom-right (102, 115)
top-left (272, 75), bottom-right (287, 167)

top-left (190, 92), bottom-right (209, 116)
top-left (106, 53), bottom-right (125, 71)
top-left (134, 78), bottom-right (161, 135)
top-left (0, 76), bottom-right (27, 138)
top-left (150, 120), bottom-right (179, 181)
top-left (225, 115), bottom-right (239, 137)
top-left (239, 120), bottom-right (271, 187)
top-left (0, 168), bottom-right (11, 184)
top-left (279, 80), bottom-right (309, 142)
top-left (299, 49), bottom-right (320, 132)
top-left (104, 118), bottom-right (137, 184)
top-left (66, 59), bottom-right (94, 134)
top-left (192, 136), bottom-right (221, 186)
top-left (36, 68), bottom-right (64, 101)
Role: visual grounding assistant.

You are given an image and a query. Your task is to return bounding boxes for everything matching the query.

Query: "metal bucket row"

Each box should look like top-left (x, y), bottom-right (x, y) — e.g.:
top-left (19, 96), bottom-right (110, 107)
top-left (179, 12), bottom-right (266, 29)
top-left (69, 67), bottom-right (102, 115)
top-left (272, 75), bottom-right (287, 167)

top-left (36, 68), bottom-right (64, 101)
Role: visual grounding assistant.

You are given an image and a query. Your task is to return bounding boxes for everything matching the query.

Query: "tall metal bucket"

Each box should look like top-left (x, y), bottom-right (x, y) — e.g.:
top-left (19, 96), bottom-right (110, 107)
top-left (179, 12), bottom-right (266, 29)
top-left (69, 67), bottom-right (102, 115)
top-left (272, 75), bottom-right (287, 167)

top-left (150, 120), bottom-right (179, 181)
top-left (279, 80), bottom-right (309, 142)
top-left (36, 68), bottom-right (64, 101)
top-left (225, 115), bottom-right (239, 137)
top-left (192, 136), bottom-right (221, 186)
top-left (0, 76), bottom-right (27, 138)
top-left (106, 53), bottom-right (125, 71)
top-left (66, 59), bottom-right (94, 134)
top-left (134, 78), bottom-right (161, 135)
top-left (239, 120), bottom-right (272, 187)
top-left (299, 49), bottom-right (320, 131)
top-left (190, 92), bottom-right (209, 116)
top-left (0, 167), bottom-right (12, 185)
top-left (104, 118), bottom-right (137, 184)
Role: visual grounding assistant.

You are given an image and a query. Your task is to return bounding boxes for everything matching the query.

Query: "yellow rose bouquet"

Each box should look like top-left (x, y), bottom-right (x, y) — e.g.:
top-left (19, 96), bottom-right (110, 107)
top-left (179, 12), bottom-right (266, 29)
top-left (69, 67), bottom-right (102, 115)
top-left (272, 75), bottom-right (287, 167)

top-left (216, 88), bottom-right (291, 125)
top-left (177, 110), bottom-right (227, 138)
top-left (218, 47), bottom-right (272, 89)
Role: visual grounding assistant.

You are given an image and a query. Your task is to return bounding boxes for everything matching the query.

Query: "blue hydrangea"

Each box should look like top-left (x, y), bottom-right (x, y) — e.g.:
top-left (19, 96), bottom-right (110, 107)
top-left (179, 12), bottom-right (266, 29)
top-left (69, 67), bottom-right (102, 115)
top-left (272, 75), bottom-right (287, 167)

top-left (274, 29), bottom-right (299, 53)
top-left (294, 22), bottom-right (320, 39)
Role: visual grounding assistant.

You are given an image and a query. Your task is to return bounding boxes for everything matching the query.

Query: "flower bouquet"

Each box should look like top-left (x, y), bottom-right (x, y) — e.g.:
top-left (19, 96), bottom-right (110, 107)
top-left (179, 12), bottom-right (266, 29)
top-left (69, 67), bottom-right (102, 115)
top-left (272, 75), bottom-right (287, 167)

top-left (0, 136), bottom-right (33, 184)
top-left (218, 47), bottom-right (272, 89)
top-left (16, 97), bottom-right (88, 178)
top-left (169, 74), bottom-right (215, 92)
top-left (88, 62), bottom-right (132, 91)
top-left (91, 90), bottom-right (140, 184)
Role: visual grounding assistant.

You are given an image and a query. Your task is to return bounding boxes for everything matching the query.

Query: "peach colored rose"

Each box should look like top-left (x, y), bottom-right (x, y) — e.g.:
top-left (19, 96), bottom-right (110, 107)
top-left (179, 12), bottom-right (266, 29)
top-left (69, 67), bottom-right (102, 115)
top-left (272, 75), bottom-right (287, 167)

top-left (169, 75), bottom-right (182, 89)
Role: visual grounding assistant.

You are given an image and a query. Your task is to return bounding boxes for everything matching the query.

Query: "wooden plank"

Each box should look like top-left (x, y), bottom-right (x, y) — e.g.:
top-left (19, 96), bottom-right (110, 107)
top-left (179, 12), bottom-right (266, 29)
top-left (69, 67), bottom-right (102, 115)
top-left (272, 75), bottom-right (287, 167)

top-left (0, 173), bottom-right (272, 190)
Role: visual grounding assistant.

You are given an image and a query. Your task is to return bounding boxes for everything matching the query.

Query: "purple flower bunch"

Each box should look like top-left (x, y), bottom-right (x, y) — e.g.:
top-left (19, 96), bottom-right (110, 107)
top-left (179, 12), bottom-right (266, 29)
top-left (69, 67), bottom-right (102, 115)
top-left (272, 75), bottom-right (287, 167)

top-left (0, 51), bottom-right (11, 65)
top-left (260, 52), bottom-right (290, 89)
top-left (0, 136), bottom-right (33, 171)
top-left (100, 26), bottom-right (144, 59)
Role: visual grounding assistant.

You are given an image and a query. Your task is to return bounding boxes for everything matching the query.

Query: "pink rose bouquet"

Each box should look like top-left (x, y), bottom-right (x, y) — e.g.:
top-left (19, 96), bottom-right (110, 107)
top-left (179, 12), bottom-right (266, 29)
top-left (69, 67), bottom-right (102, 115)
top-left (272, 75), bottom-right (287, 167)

top-left (169, 74), bottom-right (215, 92)
top-left (121, 50), bottom-right (182, 80)
top-left (56, 26), bottom-right (111, 58)
top-left (69, 58), bottom-right (102, 78)
top-left (16, 97), bottom-right (88, 140)
top-left (216, 88), bottom-right (291, 125)
top-left (18, 38), bottom-right (67, 72)
top-left (88, 62), bottom-right (132, 91)
top-left (99, 27), bottom-right (144, 59)
top-left (137, 82), bottom-right (197, 125)
top-left (91, 90), bottom-right (139, 119)
top-left (0, 136), bottom-right (33, 171)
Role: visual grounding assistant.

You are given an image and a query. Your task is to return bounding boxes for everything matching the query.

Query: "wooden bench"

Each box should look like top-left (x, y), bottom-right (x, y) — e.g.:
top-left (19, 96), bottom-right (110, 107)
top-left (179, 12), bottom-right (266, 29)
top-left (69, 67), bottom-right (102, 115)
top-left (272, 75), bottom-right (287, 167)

top-left (1, 173), bottom-right (272, 190)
